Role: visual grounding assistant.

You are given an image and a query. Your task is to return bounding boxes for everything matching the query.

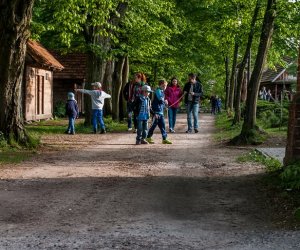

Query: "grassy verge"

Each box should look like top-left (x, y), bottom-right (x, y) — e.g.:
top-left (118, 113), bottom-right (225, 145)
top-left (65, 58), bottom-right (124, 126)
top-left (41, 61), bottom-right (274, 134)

top-left (214, 113), bottom-right (241, 142)
top-left (26, 116), bottom-right (127, 135)
top-left (214, 112), bottom-right (287, 143)
top-left (0, 116), bottom-right (127, 164)
top-left (236, 149), bottom-right (282, 172)
top-left (0, 150), bottom-right (36, 165)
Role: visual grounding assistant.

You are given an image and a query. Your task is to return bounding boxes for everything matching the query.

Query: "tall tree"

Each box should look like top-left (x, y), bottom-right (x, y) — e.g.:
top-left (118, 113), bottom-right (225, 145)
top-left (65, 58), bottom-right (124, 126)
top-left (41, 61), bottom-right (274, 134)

top-left (0, 0), bottom-right (35, 144)
top-left (233, 0), bottom-right (261, 124)
top-left (233, 0), bottom-right (277, 144)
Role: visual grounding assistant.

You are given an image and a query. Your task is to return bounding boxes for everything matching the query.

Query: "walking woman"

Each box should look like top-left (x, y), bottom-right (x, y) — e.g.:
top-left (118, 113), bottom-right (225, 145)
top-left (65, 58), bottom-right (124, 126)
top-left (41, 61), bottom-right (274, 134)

top-left (164, 77), bottom-right (182, 133)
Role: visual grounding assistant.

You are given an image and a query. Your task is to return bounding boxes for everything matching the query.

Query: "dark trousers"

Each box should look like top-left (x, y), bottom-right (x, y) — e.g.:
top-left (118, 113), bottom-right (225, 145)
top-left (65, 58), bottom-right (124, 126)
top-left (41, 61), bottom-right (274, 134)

top-left (147, 114), bottom-right (167, 140)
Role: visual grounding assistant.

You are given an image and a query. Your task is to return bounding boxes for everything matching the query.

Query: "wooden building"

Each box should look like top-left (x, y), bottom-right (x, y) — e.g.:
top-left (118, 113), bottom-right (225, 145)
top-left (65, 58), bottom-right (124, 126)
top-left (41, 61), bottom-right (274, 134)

top-left (260, 59), bottom-right (297, 101)
top-left (51, 52), bottom-right (88, 113)
top-left (24, 40), bottom-right (64, 121)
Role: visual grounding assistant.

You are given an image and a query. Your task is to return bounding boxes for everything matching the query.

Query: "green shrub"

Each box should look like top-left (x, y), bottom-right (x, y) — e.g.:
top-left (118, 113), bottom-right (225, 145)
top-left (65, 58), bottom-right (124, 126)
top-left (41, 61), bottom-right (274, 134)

top-left (257, 100), bottom-right (289, 129)
top-left (53, 101), bottom-right (66, 118)
top-left (280, 162), bottom-right (300, 190)
top-left (0, 131), bottom-right (8, 148)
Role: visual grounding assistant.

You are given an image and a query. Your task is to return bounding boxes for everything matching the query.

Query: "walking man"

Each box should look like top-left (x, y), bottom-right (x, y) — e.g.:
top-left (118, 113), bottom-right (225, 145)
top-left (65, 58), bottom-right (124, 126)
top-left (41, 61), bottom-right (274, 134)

top-left (183, 73), bottom-right (203, 133)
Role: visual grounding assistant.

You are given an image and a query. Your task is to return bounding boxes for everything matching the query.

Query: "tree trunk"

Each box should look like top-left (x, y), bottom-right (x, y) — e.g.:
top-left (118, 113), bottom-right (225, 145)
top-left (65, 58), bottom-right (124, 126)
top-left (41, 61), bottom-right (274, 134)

top-left (0, 0), bottom-right (35, 144)
top-left (103, 60), bottom-right (114, 116)
top-left (84, 51), bottom-right (107, 125)
top-left (120, 56), bottom-right (129, 121)
top-left (228, 41), bottom-right (239, 112)
top-left (224, 56), bottom-right (230, 110)
top-left (233, 0), bottom-right (276, 144)
top-left (112, 57), bottom-right (125, 120)
top-left (233, 0), bottom-right (261, 125)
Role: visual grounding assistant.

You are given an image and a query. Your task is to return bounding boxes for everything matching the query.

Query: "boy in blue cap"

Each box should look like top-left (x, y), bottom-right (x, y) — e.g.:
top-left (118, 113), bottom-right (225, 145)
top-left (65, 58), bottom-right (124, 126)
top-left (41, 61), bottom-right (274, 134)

top-left (135, 85), bottom-right (152, 145)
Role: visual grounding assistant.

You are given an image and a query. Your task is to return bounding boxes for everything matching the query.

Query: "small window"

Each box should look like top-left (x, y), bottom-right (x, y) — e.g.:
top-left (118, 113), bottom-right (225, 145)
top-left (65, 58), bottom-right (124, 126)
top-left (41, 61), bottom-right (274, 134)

top-left (45, 73), bottom-right (49, 80)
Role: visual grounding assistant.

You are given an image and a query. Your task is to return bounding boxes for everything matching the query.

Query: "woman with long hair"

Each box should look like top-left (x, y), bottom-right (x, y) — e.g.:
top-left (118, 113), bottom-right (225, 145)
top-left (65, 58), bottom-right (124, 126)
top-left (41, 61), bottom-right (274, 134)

top-left (164, 77), bottom-right (182, 133)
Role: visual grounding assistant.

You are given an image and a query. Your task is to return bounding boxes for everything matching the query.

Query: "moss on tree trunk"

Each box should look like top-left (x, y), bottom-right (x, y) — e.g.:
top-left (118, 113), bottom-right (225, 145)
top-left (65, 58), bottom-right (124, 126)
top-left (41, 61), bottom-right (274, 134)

top-left (0, 0), bottom-right (35, 145)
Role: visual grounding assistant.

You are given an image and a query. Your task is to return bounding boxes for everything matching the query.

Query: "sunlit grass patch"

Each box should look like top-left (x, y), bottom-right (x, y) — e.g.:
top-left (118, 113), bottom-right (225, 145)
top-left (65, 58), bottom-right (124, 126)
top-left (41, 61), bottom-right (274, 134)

top-left (26, 117), bottom-right (127, 135)
top-left (237, 149), bottom-right (282, 172)
top-left (214, 113), bottom-right (241, 141)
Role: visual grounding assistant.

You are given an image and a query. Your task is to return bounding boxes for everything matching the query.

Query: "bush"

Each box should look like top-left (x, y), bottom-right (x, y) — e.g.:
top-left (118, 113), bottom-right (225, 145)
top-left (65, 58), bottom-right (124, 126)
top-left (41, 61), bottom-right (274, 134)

top-left (53, 101), bottom-right (66, 118)
top-left (0, 131), bottom-right (8, 148)
top-left (280, 162), bottom-right (300, 190)
top-left (257, 100), bottom-right (289, 129)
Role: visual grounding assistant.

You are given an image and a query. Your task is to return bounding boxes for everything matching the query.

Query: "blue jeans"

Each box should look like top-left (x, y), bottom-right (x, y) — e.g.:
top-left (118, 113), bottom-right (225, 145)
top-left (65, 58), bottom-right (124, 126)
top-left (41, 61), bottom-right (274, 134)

top-left (67, 116), bottom-right (75, 133)
top-left (186, 102), bottom-right (199, 131)
top-left (136, 119), bottom-right (148, 141)
top-left (168, 107), bottom-right (178, 130)
top-left (147, 114), bottom-right (167, 140)
top-left (92, 109), bottom-right (105, 132)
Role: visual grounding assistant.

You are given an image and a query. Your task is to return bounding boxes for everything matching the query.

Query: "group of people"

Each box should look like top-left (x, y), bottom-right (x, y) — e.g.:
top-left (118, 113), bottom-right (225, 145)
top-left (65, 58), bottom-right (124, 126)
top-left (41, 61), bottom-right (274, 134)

top-left (259, 86), bottom-right (273, 101)
top-left (210, 95), bottom-right (222, 115)
top-left (64, 72), bottom-right (203, 145)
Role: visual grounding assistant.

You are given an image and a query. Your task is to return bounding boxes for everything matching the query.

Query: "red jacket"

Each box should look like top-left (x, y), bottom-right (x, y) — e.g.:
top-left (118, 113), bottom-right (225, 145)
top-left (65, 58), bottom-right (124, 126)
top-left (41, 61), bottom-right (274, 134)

top-left (164, 85), bottom-right (182, 108)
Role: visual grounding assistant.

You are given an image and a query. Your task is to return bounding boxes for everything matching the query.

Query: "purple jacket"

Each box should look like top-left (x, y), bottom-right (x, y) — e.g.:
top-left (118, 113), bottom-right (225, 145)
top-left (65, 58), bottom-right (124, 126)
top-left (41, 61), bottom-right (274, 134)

top-left (164, 86), bottom-right (182, 108)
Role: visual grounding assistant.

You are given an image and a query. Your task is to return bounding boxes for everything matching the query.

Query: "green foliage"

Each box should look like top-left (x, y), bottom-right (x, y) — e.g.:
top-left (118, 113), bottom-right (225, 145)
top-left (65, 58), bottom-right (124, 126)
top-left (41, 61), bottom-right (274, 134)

top-left (53, 101), bottom-right (66, 118)
top-left (257, 100), bottom-right (289, 129)
top-left (237, 149), bottom-right (282, 172)
top-left (0, 132), bottom-right (8, 148)
top-left (281, 162), bottom-right (300, 190)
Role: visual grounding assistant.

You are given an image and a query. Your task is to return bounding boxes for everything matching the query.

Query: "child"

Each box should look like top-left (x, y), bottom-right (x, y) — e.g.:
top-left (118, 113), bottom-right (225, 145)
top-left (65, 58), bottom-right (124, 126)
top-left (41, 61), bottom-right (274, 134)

top-left (136, 85), bottom-right (152, 145)
top-left (146, 80), bottom-right (172, 144)
top-left (65, 92), bottom-right (79, 135)
top-left (75, 82), bottom-right (111, 134)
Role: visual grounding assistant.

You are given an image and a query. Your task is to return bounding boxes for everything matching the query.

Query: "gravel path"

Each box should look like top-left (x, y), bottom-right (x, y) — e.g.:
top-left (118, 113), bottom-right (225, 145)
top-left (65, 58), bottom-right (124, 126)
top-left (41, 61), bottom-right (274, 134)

top-left (0, 114), bottom-right (299, 249)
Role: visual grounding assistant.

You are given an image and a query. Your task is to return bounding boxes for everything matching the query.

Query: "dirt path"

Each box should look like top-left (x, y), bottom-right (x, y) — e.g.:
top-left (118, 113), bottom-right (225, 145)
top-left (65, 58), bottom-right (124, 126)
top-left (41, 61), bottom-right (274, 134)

top-left (0, 114), bottom-right (299, 249)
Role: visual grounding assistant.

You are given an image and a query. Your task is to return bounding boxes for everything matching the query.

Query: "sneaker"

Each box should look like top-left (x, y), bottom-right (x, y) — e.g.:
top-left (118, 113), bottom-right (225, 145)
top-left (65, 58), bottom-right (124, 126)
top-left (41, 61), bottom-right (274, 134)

top-left (71, 131), bottom-right (75, 135)
top-left (146, 137), bottom-right (155, 144)
top-left (133, 129), bottom-right (137, 133)
top-left (141, 139), bottom-right (149, 144)
top-left (128, 128), bottom-right (133, 131)
top-left (100, 129), bottom-right (106, 134)
top-left (194, 129), bottom-right (199, 133)
top-left (169, 129), bottom-right (175, 133)
top-left (64, 130), bottom-right (70, 134)
top-left (162, 139), bottom-right (172, 144)
top-left (136, 140), bottom-right (141, 145)
top-left (92, 131), bottom-right (97, 134)
top-left (186, 130), bottom-right (192, 133)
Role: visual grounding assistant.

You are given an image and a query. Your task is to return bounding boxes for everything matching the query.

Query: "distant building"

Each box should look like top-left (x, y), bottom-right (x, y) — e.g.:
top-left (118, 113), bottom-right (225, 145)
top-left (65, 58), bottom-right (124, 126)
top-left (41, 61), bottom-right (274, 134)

top-left (260, 58), bottom-right (297, 101)
top-left (24, 40), bottom-right (64, 121)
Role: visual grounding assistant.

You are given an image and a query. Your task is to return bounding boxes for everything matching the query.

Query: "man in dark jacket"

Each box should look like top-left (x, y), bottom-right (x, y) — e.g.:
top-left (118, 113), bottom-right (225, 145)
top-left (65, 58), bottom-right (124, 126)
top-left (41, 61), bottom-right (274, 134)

top-left (183, 73), bottom-right (203, 133)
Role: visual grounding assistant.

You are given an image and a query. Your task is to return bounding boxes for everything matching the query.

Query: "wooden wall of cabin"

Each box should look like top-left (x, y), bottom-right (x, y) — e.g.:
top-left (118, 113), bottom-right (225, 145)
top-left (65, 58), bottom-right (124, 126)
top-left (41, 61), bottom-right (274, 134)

top-left (24, 66), bottom-right (53, 121)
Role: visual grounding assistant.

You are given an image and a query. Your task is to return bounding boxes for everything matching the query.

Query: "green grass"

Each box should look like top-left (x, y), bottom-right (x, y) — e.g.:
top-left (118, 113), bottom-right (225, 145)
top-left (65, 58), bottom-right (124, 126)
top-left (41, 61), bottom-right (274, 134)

top-left (214, 113), bottom-right (241, 141)
top-left (215, 112), bottom-right (288, 143)
top-left (237, 149), bottom-right (282, 172)
top-left (0, 149), bottom-right (35, 164)
top-left (26, 117), bottom-right (127, 135)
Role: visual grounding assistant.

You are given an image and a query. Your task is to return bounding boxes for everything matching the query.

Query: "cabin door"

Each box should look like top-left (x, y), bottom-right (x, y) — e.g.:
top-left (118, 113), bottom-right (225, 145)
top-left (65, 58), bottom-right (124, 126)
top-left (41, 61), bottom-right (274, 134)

top-left (36, 75), bottom-right (45, 115)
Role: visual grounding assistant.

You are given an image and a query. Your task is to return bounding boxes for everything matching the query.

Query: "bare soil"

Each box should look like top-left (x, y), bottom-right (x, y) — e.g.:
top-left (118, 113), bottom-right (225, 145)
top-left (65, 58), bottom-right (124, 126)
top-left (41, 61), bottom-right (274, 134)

top-left (0, 114), bottom-right (299, 249)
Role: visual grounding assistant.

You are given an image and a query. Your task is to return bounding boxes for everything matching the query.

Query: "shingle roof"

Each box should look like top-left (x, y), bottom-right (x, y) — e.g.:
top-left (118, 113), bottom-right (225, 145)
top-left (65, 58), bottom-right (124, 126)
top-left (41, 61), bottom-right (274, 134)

top-left (261, 57), bottom-right (295, 83)
top-left (26, 40), bottom-right (64, 70)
